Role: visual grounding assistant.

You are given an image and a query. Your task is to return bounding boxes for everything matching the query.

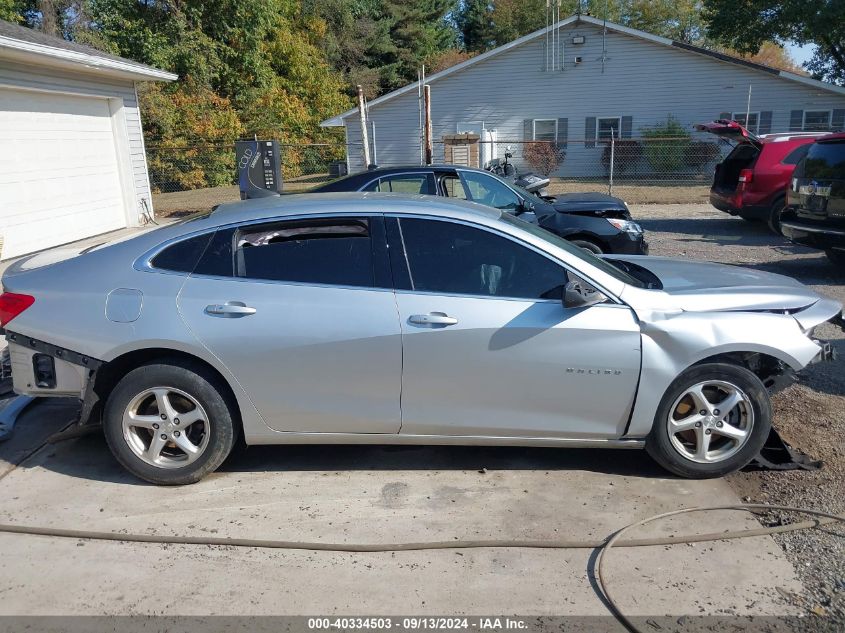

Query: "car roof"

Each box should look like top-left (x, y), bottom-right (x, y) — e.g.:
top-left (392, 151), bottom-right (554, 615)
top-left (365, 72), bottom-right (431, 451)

top-left (759, 131), bottom-right (830, 144)
top-left (346, 165), bottom-right (490, 176)
top-left (817, 132), bottom-right (845, 142)
top-left (209, 191), bottom-right (501, 224)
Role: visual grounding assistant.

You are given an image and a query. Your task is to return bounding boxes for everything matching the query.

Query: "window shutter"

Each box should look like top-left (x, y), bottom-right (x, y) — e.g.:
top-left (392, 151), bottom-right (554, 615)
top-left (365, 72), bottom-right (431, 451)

top-left (524, 119), bottom-right (533, 140)
top-left (789, 110), bottom-right (803, 131)
top-left (621, 116), bottom-right (632, 139)
top-left (557, 118), bottom-right (568, 148)
top-left (585, 117), bottom-right (596, 148)
top-left (718, 112), bottom-right (731, 120)
top-left (833, 109), bottom-right (845, 131)
top-left (759, 111), bottom-right (773, 134)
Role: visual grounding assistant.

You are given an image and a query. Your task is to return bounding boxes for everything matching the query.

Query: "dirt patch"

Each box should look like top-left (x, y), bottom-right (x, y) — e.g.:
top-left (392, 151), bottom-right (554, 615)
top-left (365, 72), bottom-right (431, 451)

top-left (548, 181), bottom-right (711, 204)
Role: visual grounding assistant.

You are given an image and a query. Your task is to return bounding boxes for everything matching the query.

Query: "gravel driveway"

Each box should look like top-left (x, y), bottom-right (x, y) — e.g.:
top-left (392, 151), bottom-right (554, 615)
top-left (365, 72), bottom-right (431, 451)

top-left (634, 203), bottom-right (845, 631)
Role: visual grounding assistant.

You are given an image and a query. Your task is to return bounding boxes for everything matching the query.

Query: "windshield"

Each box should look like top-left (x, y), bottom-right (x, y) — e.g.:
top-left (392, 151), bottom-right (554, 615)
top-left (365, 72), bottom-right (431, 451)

top-left (497, 212), bottom-right (645, 288)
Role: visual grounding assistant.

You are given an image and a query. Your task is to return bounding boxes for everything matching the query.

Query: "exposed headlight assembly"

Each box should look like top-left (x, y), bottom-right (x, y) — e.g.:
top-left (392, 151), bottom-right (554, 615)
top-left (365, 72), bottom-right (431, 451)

top-left (606, 218), bottom-right (643, 234)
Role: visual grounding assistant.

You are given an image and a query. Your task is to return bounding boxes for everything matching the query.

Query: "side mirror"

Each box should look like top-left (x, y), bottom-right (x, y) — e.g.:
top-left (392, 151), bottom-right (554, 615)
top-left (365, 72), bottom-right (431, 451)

top-left (563, 279), bottom-right (607, 309)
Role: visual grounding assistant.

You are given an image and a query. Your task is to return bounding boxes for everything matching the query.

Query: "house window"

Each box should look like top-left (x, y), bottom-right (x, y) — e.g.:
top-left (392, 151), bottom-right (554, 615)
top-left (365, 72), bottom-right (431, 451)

top-left (803, 110), bottom-right (832, 131)
top-left (533, 119), bottom-right (557, 142)
top-left (732, 112), bottom-right (760, 133)
top-left (597, 117), bottom-right (622, 141)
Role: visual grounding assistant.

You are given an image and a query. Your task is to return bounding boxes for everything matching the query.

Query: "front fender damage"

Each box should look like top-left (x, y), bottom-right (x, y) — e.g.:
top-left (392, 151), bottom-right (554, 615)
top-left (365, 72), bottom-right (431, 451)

top-left (624, 308), bottom-right (831, 438)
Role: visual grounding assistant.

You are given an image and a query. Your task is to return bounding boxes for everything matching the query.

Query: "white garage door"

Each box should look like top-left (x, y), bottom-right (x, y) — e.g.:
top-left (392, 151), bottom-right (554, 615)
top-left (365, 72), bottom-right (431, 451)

top-left (0, 88), bottom-right (128, 259)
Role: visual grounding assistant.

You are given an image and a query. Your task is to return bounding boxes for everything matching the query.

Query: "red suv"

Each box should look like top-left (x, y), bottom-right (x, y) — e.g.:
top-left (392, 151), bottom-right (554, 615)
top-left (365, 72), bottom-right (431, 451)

top-left (695, 121), bottom-right (827, 234)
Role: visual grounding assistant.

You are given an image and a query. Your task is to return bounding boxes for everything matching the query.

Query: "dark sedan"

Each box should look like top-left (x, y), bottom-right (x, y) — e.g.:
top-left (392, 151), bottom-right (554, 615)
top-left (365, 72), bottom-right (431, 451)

top-left (312, 166), bottom-right (648, 255)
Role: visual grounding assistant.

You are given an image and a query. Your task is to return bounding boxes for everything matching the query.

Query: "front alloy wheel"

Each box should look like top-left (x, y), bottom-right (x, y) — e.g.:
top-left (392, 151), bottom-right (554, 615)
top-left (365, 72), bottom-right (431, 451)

top-left (667, 380), bottom-right (754, 463)
top-left (646, 363), bottom-right (771, 478)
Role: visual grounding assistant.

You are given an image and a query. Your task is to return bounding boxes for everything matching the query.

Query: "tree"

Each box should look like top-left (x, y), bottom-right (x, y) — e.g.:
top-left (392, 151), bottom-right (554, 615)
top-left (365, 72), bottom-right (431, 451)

top-left (455, 0), bottom-right (493, 52)
top-left (702, 0), bottom-right (845, 85)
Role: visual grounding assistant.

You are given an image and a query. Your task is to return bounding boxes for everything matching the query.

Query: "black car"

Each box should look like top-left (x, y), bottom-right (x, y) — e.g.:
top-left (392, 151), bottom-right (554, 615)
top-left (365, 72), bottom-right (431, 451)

top-left (781, 133), bottom-right (845, 265)
top-left (312, 166), bottom-right (648, 255)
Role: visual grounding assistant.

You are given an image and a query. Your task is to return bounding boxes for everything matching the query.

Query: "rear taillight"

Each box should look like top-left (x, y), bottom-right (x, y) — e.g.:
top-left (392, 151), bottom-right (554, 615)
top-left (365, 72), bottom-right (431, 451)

top-left (0, 293), bottom-right (35, 327)
top-left (738, 169), bottom-right (754, 184)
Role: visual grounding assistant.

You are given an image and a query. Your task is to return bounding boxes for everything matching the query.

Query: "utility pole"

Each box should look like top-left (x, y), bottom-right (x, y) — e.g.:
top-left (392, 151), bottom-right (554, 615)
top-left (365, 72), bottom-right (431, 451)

top-left (357, 85), bottom-right (371, 168)
top-left (423, 84), bottom-right (433, 165)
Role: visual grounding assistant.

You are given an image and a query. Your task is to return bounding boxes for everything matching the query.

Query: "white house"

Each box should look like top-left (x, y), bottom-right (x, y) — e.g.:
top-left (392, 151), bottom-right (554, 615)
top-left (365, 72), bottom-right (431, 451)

top-left (0, 19), bottom-right (176, 259)
top-left (322, 14), bottom-right (845, 177)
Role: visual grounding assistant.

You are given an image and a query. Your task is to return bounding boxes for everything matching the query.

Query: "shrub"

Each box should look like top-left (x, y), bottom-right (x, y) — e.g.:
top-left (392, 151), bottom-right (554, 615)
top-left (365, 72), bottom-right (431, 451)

top-left (522, 141), bottom-right (566, 176)
top-left (640, 115), bottom-right (691, 174)
top-left (600, 140), bottom-right (643, 175)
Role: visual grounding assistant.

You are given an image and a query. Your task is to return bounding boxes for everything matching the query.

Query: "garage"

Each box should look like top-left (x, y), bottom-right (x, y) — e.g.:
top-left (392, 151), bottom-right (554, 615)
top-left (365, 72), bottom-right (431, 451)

top-left (0, 19), bottom-right (176, 260)
top-left (0, 89), bottom-right (129, 258)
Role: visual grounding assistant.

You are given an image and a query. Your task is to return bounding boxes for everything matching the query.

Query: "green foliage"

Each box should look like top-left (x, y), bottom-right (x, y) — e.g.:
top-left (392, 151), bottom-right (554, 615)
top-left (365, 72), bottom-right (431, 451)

top-left (455, 0), bottom-right (493, 52)
top-left (640, 116), bottom-right (691, 173)
top-left (702, 0), bottom-right (845, 85)
top-left (0, 0), bottom-right (24, 23)
top-left (140, 82), bottom-right (243, 192)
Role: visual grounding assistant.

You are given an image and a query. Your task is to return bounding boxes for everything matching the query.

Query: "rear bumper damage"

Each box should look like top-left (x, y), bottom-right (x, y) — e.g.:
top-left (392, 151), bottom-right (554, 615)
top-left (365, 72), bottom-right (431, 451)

top-left (5, 331), bottom-right (101, 399)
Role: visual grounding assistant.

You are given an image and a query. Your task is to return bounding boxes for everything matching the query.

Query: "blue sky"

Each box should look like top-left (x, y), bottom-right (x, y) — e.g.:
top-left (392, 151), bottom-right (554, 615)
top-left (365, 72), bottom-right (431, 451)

top-left (786, 41), bottom-right (816, 67)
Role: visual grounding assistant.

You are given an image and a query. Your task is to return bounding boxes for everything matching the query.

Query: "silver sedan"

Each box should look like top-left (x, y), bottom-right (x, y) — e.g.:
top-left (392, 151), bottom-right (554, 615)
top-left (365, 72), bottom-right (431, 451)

top-left (1, 193), bottom-right (839, 484)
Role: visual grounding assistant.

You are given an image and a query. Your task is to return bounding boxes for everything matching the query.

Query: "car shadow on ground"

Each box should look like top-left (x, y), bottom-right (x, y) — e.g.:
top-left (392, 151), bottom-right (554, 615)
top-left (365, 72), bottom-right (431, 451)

top-left (29, 431), bottom-right (668, 486)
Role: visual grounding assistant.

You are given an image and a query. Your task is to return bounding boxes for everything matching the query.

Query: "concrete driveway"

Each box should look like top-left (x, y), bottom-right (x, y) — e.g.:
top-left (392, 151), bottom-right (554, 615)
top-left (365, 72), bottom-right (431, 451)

top-left (0, 400), bottom-right (802, 620)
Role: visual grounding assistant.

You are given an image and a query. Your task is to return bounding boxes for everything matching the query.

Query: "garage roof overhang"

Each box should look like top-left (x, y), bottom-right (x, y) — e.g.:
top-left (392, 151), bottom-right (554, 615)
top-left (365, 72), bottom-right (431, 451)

top-left (0, 32), bottom-right (177, 82)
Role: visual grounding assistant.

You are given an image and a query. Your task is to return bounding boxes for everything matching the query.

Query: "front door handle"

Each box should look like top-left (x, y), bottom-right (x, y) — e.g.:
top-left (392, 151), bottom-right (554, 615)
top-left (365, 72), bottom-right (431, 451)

top-left (408, 312), bottom-right (458, 326)
top-left (205, 302), bottom-right (257, 318)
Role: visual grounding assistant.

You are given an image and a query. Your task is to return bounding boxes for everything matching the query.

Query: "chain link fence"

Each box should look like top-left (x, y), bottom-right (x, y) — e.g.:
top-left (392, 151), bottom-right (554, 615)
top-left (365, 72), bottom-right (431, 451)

top-left (429, 137), bottom-right (731, 197)
top-left (146, 142), bottom-right (353, 194)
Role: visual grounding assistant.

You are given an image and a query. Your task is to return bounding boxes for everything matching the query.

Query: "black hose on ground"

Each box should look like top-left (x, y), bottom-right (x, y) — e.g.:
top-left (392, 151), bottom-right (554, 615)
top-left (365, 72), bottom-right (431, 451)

top-left (0, 504), bottom-right (841, 633)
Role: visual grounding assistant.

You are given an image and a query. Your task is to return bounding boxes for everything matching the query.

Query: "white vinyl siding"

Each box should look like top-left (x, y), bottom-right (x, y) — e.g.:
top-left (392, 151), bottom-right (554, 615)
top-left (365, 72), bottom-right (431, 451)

top-left (336, 22), bottom-right (845, 176)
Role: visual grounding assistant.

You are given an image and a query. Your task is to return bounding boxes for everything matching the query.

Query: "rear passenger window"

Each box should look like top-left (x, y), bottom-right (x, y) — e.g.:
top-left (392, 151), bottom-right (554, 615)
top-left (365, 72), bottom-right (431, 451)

top-left (150, 233), bottom-right (213, 273)
top-left (362, 174), bottom-right (434, 194)
top-left (235, 218), bottom-right (374, 287)
top-left (782, 144), bottom-right (810, 165)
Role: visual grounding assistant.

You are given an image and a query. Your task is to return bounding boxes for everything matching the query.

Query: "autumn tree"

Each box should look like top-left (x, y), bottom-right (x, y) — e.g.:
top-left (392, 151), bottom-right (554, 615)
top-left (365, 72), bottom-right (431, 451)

top-left (702, 0), bottom-right (845, 85)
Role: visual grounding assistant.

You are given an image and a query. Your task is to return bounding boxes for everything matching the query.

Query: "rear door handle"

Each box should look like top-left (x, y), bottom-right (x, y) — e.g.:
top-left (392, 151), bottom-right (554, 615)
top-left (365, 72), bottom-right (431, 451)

top-left (408, 312), bottom-right (458, 326)
top-left (205, 302), bottom-right (257, 317)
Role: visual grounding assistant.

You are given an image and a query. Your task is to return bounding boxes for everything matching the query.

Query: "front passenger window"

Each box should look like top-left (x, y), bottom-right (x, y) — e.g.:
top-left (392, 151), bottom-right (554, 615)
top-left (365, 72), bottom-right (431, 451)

top-left (395, 218), bottom-right (566, 300)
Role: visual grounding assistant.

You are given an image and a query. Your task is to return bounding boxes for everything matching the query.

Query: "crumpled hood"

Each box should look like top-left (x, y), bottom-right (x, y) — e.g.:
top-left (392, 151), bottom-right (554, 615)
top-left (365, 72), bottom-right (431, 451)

top-left (550, 192), bottom-right (628, 215)
top-left (616, 256), bottom-right (821, 312)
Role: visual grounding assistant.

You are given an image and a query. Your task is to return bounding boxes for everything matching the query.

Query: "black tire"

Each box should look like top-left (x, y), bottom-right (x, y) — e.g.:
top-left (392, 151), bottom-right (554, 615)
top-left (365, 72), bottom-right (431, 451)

top-left (825, 249), bottom-right (845, 266)
top-left (767, 198), bottom-right (786, 235)
top-left (103, 359), bottom-right (238, 485)
top-left (570, 239), bottom-right (604, 255)
top-left (646, 363), bottom-right (771, 479)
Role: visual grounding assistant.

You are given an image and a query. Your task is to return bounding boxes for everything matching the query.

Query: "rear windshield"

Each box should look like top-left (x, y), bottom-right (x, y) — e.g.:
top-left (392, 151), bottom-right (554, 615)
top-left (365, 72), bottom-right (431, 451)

top-left (803, 142), bottom-right (845, 180)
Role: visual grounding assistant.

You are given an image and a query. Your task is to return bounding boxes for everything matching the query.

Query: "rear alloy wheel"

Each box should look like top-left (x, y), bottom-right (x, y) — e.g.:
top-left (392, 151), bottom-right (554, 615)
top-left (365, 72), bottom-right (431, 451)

top-left (767, 198), bottom-right (786, 235)
top-left (646, 363), bottom-right (771, 478)
top-left (104, 360), bottom-right (237, 485)
top-left (570, 239), bottom-right (603, 255)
